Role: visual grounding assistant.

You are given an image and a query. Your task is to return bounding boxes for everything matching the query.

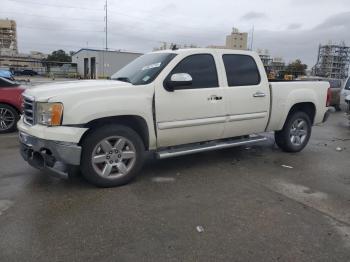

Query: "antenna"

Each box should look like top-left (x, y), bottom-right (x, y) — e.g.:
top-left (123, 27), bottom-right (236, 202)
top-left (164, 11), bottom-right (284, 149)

top-left (250, 25), bottom-right (254, 50)
top-left (104, 0), bottom-right (108, 50)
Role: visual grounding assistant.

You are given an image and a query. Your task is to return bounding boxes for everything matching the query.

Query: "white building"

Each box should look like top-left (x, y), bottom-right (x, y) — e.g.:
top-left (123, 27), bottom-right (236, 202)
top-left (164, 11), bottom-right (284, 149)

top-left (71, 49), bottom-right (142, 79)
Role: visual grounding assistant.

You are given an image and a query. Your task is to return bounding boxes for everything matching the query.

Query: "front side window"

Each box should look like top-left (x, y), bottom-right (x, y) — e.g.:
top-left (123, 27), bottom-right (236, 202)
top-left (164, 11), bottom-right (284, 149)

top-left (167, 54), bottom-right (219, 89)
top-left (111, 53), bottom-right (177, 85)
top-left (223, 54), bottom-right (261, 87)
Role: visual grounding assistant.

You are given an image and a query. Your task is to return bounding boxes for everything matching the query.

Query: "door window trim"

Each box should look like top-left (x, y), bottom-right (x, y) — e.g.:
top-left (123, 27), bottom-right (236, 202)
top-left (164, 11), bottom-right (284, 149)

top-left (164, 53), bottom-right (219, 90)
top-left (222, 54), bottom-right (261, 87)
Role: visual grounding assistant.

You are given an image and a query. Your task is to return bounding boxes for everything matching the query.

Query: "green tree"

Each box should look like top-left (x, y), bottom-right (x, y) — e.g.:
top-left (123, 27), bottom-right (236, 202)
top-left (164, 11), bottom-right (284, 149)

top-left (284, 59), bottom-right (307, 77)
top-left (46, 49), bottom-right (72, 62)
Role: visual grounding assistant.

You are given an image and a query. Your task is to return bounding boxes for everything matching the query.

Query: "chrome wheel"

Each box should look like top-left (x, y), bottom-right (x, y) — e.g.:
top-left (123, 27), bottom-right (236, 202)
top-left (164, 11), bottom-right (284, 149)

top-left (289, 119), bottom-right (308, 146)
top-left (91, 136), bottom-right (137, 179)
top-left (0, 107), bottom-right (15, 131)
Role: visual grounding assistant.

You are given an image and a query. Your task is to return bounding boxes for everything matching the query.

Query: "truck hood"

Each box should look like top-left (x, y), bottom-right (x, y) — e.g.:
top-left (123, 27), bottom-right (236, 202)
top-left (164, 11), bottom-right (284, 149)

top-left (23, 80), bottom-right (133, 101)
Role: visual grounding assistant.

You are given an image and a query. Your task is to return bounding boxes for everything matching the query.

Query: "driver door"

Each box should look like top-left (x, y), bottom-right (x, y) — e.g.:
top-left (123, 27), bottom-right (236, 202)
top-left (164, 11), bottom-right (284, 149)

top-left (155, 53), bottom-right (226, 147)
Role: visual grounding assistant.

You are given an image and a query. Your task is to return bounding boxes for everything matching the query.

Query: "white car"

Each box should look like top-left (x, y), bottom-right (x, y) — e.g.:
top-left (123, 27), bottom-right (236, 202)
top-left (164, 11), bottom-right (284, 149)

top-left (18, 48), bottom-right (331, 187)
top-left (342, 77), bottom-right (350, 99)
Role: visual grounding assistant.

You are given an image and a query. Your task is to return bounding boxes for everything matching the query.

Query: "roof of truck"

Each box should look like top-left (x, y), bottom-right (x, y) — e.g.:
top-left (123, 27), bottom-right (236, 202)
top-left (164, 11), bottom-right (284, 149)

top-left (151, 48), bottom-right (257, 56)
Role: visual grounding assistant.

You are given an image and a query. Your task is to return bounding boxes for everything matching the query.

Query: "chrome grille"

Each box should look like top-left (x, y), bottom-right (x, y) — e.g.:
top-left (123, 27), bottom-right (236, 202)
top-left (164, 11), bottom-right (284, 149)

top-left (23, 96), bottom-right (35, 125)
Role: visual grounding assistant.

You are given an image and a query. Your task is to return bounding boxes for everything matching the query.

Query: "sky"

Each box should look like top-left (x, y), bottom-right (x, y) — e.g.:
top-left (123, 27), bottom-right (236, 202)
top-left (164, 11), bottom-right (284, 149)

top-left (1, 0), bottom-right (350, 67)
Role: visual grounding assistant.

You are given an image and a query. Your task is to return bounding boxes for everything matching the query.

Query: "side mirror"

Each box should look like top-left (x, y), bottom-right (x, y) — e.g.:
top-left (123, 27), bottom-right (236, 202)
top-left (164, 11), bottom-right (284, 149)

top-left (164, 73), bottom-right (192, 92)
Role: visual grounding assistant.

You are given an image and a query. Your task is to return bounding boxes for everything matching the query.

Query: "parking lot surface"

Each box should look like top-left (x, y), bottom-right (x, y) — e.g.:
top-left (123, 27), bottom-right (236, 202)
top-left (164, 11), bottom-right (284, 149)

top-left (0, 111), bottom-right (349, 261)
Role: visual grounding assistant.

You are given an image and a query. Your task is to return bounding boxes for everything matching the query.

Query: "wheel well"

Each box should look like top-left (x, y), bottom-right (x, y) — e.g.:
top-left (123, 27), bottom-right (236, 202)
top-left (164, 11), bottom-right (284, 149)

top-left (0, 102), bottom-right (20, 115)
top-left (79, 115), bottom-right (150, 150)
top-left (288, 102), bottom-right (316, 124)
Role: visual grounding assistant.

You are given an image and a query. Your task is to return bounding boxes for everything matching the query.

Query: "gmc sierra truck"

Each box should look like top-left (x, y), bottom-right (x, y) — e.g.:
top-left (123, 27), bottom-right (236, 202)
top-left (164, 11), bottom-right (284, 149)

top-left (18, 49), bottom-right (331, 187)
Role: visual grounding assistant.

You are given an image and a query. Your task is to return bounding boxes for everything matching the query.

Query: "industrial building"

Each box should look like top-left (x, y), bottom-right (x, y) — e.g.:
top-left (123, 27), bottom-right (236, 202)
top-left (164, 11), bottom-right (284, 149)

top-left (71, 49), bottom-right (142, 79)
top-left (257, 49), bottom-right (272, 70)
top-left (0, 19), bottom-right (18, 56)
top-left (312, 42), bottom-right (350, 80)
top-left (0, 51), bottom-right (48, 73)
top-left (257, 49), bottom-right (286, 79)
top-left (208, 27), bottom-right (248, 50)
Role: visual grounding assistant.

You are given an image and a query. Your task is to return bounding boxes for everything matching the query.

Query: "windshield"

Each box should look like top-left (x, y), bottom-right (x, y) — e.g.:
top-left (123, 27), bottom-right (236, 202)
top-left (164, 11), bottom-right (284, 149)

top-left (345, 78), bottom-right (350, 90)
top-left (0, 77), bottom-right (18, 88)
top-left (111, 53), bottom-right (177, 85)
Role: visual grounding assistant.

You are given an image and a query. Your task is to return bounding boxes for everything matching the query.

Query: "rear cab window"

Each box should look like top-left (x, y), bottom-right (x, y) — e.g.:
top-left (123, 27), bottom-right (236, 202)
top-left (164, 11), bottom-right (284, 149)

top-left (222, 54), bottom-right (261, 86)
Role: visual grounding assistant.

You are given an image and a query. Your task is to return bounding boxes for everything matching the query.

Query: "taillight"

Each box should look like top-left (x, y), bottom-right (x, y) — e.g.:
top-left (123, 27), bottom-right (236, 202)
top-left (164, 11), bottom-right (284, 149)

top-left (326, 88), bottom-right (332, 107)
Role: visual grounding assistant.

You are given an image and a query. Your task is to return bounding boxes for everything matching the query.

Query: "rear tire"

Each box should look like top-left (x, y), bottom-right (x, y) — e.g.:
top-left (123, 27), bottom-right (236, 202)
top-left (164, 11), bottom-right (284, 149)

top-left (275, 111), bottom-right (312, 153)
top-left (81, 125), bottom-right (145, 187)
top-left (0, 104), bottom-right (19, 134)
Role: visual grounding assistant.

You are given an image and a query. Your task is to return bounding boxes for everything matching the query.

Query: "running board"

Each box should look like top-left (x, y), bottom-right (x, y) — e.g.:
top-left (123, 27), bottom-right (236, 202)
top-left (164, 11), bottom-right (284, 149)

top-left (156, 135), bottom-right (267, 159)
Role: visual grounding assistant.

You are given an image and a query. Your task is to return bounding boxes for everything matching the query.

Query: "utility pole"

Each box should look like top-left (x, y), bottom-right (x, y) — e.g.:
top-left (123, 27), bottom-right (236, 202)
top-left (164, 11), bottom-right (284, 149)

top-left (105, 0), bottom-right (108, 50)
top-left (250, 25), bottom-right (254, 51)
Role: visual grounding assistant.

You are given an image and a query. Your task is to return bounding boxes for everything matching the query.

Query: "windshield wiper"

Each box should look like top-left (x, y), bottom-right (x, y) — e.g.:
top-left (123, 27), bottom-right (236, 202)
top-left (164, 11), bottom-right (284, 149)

top-left (114, 77), bottom-right (131, 83)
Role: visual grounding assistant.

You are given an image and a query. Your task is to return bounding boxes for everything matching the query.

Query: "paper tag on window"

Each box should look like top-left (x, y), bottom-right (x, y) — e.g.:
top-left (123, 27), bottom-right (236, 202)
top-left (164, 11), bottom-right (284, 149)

top-left (142, 62), bottom-right (161, 71)
top-left (142, 76), bottom-right (151, 82)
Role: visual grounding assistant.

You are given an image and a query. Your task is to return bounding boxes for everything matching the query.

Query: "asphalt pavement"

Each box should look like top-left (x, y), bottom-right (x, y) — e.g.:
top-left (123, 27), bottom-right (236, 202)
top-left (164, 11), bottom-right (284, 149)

top-left (0, 111), bottom-right (349, 262)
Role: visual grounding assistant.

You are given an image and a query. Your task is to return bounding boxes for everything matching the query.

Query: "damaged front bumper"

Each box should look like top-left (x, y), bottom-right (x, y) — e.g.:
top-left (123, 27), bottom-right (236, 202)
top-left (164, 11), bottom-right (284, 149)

top-left (19, 132), bottom-right (81, 179)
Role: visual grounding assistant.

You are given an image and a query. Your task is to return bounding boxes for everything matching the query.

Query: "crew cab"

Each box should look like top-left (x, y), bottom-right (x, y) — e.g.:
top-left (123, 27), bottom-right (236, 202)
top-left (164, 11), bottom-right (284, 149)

top-left (18, 49), bottom-right (331, 187)
top-left (0, 77), bottom-right (24, 133)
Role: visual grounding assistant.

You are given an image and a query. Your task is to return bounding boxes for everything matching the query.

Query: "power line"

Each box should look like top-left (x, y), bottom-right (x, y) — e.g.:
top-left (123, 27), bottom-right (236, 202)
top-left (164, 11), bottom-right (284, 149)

top-left (18, 25), bottom-right (103, 33)
top-left (0, 11), bottom-right (103, 23)
top-left (7, 0), bottom-right (104, 11)
top-left (6, 0), bottom-right (223, 34)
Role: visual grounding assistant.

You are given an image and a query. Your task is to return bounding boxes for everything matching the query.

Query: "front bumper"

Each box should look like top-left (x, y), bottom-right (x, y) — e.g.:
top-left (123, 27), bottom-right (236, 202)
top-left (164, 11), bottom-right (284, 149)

top-left (19, 132), bottom-right (81, 178)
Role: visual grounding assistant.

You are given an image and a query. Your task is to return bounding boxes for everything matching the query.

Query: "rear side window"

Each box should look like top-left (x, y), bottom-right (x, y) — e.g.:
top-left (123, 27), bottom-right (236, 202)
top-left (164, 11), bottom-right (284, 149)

top-left (328, 79), bottom-right (341, 88)
top-left (168, 54), bottom-right (218, 89)
top-left (345, 78), bottom-right (350, 90)
top-left (223, 54), bottom-right (260, 86)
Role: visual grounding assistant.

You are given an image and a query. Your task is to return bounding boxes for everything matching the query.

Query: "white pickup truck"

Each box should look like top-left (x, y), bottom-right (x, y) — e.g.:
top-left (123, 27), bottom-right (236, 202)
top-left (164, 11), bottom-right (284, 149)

top-left (18, 48), bottom-right (331, 187)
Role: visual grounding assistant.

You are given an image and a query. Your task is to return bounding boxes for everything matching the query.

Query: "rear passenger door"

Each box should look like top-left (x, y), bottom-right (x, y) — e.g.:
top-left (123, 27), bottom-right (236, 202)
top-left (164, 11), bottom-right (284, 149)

top-left (220, 54), bottom-right (270, 138)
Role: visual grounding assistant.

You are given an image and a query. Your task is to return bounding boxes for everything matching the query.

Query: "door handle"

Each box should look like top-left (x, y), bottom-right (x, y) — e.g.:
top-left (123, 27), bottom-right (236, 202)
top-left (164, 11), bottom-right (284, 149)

top-left (253, 91), bottom-right (266, 98)
top-left (208, 95), bottom-right (223, 101)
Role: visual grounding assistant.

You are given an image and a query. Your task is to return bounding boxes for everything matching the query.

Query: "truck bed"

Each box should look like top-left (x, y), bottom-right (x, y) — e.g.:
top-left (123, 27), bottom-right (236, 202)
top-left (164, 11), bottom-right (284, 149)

top-left (266, 81), bottom-right (329, 132)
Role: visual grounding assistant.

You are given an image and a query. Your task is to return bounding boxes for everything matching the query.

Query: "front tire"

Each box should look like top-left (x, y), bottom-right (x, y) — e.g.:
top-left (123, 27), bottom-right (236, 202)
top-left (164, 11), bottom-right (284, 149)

top-left (275, 111), bottom-right (312, 153)
top-left (0, 104), bottom-right (19, 134)
top-left (81, 125), bottom-right (145, 187)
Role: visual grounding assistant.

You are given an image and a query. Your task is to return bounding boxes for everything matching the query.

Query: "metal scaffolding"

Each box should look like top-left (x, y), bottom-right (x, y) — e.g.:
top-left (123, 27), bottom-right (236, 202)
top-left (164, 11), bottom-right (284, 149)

top-left (313, 42), bottom-right (350, 80)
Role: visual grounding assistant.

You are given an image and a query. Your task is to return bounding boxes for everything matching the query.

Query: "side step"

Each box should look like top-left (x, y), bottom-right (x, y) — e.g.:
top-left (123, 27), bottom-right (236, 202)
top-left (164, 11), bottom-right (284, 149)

top-left (156, 135), bottom-right (267, 159)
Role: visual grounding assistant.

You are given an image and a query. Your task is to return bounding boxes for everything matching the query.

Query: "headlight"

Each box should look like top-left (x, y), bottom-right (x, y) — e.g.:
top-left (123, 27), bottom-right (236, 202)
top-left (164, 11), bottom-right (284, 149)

top-left (36, 102), bottom-right (63, 126)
